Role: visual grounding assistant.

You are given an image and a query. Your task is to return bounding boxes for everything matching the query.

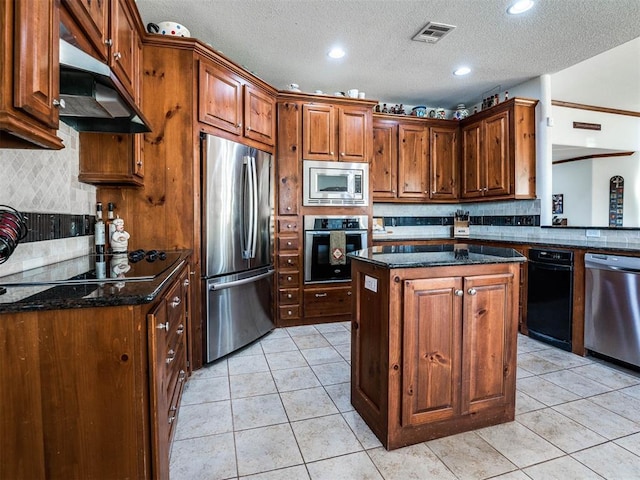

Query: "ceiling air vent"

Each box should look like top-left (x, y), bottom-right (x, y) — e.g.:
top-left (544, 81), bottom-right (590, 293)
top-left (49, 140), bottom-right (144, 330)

top-left (412, 22), bottom-right (456, 44)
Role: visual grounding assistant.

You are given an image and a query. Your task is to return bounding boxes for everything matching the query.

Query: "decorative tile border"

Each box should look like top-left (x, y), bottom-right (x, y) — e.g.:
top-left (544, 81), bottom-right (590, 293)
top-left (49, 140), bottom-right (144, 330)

top-left (381, 215), bottom-right (540, 228)
top-left (21, 212), bottom-right (94, 243)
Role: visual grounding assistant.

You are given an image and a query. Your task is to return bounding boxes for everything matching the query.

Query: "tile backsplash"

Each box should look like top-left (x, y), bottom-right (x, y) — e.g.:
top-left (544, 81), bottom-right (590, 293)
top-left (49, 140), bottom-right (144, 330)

top-left (0, 123), bottom-right (96, 276)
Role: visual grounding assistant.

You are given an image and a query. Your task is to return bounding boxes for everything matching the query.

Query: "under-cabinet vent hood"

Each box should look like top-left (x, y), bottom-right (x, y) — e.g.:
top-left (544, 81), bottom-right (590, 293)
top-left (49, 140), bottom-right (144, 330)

top-left (58, 39), bottom-right (151, 133)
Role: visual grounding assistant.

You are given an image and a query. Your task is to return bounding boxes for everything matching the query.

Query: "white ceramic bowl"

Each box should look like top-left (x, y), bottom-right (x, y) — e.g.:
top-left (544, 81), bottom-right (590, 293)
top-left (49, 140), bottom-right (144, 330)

top-left (156, 21), bottom-right (190, 37)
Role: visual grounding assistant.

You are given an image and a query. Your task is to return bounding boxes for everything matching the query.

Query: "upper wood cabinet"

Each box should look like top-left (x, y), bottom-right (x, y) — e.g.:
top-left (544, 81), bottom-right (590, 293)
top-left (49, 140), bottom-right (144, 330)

top-left (62, 0), bottom-right (110, 61)
top-left (460, 98), bottom-right (537, 201)
top-left (79, 132), bottom-right (144, 185)
top-left (0, 0), bottom-right (63, 149)
top-left (276, 101), bottom-right (302, 216)
top-left (372, 116), bottom-right (458, 202)
top-left (62, 0), bottom-right (141, 100)
top-left (198, 59), bottom-right (275, 148)
top-left (302, 103), bottom-right (371, 162)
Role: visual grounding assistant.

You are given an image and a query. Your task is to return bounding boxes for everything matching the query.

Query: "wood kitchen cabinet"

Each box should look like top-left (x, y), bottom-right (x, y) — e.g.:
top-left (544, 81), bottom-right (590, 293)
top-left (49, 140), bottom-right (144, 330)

top-left (198, 59), bottom-right (276, 149)
top-left (304, 284), bottom-right (353, 321)
top-left (0, 0), bottom-right (63, 149)
top-left (0, 262), bottom-right (191, 480)
top-left (276, 217), bottom-right (303, 325)
top-left (460, 97), bottom-right (537, 200)
top-left (302, 102), bottom-right (371, 162)
top-left (351, 258), bottom-right (519, 449)
top-left (372, 115), bottom-right (458, 202)
top-left (79, 132), bottom-right (144, 185)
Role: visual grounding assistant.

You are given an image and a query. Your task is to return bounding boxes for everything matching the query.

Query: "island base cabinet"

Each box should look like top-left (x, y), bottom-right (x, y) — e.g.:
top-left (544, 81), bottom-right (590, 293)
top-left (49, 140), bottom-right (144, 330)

top-left (351, 260), bottom-right (519, 450)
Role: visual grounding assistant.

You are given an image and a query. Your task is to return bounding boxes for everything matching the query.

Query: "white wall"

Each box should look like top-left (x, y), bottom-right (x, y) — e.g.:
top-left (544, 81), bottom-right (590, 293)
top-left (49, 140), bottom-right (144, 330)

top-left (552, 160), bottom-right (593, 226)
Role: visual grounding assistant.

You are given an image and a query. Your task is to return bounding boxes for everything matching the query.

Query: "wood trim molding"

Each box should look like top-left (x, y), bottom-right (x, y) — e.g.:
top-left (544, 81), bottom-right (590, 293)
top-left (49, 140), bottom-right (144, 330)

top-left (552, 150), bottom-right (635, 165)
top-left (552, 100), bottom-right (640, 118)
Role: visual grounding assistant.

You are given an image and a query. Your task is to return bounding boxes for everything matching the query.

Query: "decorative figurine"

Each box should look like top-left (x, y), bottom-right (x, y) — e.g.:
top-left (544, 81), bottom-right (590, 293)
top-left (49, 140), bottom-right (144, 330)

top-left (381, 103), bottom-right (388, 113)
top-left (110, 217), bottom-right (130, 253)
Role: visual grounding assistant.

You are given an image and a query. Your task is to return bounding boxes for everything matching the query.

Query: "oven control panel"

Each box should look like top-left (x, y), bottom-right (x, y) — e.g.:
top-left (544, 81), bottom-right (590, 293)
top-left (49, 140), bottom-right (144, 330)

top-left (304, 215), bottom-right (368, 231)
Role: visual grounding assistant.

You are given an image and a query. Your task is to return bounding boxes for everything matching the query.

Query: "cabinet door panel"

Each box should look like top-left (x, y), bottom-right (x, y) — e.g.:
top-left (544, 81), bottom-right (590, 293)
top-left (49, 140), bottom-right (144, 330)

top-left (430, 126), bottom-right (458, 200)
top-left (62, 0), bottom-right (109, 60)
top-left (303, 104), bottom-right (336, 160)
top-left (244, 85), bottom-right (275, 146)
top-left (398, 124), bottom-right (428, 199)
top-left (277, 102), bottom-right (301, 215)
top-left (402, 277), bottom-right (462, 426)
top-left (372, 121), bottom-right (397, 198)
top-left (199, 62), bottom-right (243, 135)
top-left (110, 0), bottom-right (138, 98)
top-left (461, 123), bottom-right (483, 198)
top-left (462, 273), bottom-right (513, 414)
top-left (13, 0), bottom-right (59, 128)
top-left (484, 111), bottom-right (510, 196)
top-left (339, 107), bottom-right (368, 162)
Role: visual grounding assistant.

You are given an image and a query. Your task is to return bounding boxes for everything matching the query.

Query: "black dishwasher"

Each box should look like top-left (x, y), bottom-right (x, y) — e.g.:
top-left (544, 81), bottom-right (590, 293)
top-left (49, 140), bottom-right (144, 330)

top-left (526, 248), bottom-right (574, 351)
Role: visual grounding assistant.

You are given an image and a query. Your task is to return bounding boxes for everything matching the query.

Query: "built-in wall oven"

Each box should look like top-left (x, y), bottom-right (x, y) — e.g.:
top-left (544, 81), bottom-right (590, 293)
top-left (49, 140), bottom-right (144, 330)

top-left (304, 215), bottom-right (368, 284)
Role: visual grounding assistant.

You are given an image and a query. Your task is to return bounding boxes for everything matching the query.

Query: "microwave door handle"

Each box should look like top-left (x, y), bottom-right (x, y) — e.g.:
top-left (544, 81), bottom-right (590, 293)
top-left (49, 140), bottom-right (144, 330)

top-left (242, 156), bottom-right (253, 259)
top-left (250, 156), bottom-right (258, 258)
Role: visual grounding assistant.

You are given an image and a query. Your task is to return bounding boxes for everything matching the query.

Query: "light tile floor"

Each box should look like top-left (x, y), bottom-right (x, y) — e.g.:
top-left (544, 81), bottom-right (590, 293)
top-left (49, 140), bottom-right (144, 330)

top-left (170, 323), bottom-right (640, 479)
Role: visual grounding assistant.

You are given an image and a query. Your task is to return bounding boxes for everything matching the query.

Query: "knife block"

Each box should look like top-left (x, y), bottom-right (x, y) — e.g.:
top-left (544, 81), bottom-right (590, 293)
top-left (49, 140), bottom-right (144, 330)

top-left (453, 219), bottom-right (470, 238)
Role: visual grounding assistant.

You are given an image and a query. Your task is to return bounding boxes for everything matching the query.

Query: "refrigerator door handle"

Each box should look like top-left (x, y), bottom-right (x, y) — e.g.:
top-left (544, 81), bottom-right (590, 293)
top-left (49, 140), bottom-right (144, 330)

top-left (250, 156), bottom-right (259, 258)
top-left (208, 268), bottom-right (275, 291)
top-left (242, 156), bottom-right (254, 259)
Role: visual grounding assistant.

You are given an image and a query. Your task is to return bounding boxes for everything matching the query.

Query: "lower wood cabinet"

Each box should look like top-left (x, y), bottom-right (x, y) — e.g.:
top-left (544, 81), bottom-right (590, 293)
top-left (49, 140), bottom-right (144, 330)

top-left (351, 259), bottom-right (519, 449)
top-left (0, 263), bottom-right (191, 480)
top-left (304, 284), bottom-right (353, 319)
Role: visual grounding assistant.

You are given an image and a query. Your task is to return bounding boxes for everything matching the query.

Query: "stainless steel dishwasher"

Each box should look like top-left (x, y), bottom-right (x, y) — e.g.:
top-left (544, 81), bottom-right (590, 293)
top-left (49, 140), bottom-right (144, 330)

top-left (585, 253), bottom-right (640, 368)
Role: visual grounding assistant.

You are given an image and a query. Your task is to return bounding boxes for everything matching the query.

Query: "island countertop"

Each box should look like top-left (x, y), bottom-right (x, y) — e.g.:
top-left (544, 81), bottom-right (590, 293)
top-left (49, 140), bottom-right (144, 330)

top-left (348, 243), bottom-right (526, 269)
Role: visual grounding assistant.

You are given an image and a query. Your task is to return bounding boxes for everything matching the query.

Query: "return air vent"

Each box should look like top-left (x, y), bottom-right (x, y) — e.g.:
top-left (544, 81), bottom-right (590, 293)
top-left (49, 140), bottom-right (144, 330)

top-left (412, 22), bottom-right (456, 43)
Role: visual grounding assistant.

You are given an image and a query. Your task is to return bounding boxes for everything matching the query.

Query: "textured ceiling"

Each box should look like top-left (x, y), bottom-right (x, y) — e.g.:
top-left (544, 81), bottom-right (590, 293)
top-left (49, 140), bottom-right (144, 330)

top-left (134, 0), bottom-right (640, 111)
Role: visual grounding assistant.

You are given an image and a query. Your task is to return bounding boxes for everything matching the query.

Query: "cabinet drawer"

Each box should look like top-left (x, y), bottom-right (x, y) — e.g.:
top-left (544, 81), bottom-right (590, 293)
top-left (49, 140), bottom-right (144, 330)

top-left (304, 286), bottom-right (353, 317)
top-left (278, 218), bottom-right (300, 233)
top-left (279, 288), bottom-right (300, 305)
top-left (278, 272), bottom-right (300, 287)
top-left (167, 359), bottom-right (187, 443)
top-left (279, 305), bottom-right (301, 320)
top-left (278, 254), bottom-right (300, 270)
top-left (278, 236), bottom-right (300, 251)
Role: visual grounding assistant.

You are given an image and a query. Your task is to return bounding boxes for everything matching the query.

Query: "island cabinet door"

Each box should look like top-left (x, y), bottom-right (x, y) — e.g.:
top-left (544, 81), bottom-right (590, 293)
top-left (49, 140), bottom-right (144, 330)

top-left (402, 277), bottom-right (463, 427)
top-left (461, 272), bottom-right (515, 414)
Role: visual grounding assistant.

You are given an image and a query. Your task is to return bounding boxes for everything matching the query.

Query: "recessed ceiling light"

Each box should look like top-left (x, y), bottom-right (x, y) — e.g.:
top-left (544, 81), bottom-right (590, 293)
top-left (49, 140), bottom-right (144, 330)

top-left (328, 47), bottom-right (345, 59)
top-left (454, 66), bottom-right (471, 76)
top-left (507, 0), bottom-right (534, 15)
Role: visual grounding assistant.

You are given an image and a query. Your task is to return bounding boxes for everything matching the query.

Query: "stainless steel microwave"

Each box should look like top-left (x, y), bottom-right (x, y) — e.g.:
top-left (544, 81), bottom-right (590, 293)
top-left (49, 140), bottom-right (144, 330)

top-left (303, 160), bottom-right (369, 206)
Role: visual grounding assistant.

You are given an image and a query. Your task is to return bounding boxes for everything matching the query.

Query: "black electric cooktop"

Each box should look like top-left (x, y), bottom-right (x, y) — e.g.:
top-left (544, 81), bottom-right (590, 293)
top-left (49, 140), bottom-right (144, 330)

top-left (0, 251), bottom-right (182, 287)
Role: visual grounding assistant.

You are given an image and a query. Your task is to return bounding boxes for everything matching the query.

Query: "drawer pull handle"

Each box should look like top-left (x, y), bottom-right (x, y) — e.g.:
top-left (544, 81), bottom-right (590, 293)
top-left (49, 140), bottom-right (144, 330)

top-left (287, 259), bottom-right (294, 265)
top-left (183, 278), bottom-right (190, 287)
top-left (287, 276), bottom-right (293, 281)
top-left (170, 296), bottom-right (181, 308)
top-left (166, 349), bottom-right (175, 364)
top-left (287, 293), bottom-right (293, 299)
top-left (315, 293), bottom-right (327, 298)
top-left (287, 310), bottom-right (292, 315)
top-left (287, 224), bottom-right (293, 229)
top-left (287, 241), bottom-right (292, 246)
top-left (467, 288), bottom-right (477, 296)
top-left (347, 291), bottom-right (352, 296)
top-left (286, 206), bottom-right (292, 211)
top-left (455, 289), bottom-right (463, 297)
top-left (179, 370), bottom-right (186, 382)
top-left (168, 414), bottom-right (176, 424)
top-left (177, 324), bottom-right (185, 335)
top-left (157, 321), bottom-right (170, 331)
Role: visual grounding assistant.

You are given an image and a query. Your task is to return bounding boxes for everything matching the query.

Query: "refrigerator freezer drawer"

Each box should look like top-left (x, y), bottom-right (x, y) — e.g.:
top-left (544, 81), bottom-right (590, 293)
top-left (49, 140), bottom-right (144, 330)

top-left (205, 268), bottom-right (275, 363)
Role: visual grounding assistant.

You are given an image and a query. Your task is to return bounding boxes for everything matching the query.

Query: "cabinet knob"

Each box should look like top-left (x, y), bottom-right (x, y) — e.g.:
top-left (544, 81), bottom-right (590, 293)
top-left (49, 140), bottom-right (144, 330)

top-left (286, 206), bottom-right (292, 211)
top-left (136, 160), bottom-right (143, 167)
top-left (236, 123), bottom-right (242, 128)
top-left (246, 126), bottom-right (251, 131)
top-left (467, 288), bottom-right (477, 296)
top-left (166, 349), bottom-right (176, 364)
top-left (330, 151), bottom-right (334, 155)
top-left (113, 51), bottom-right (122, 61)
top-left (286, 276), bottom-right (292, 281)
top-left (52, 99), bottom-right (66, 109)
top-left (183, 278), bottom-right (190, 287)
top-left (287, 241), bottom-right (292, 246)
top-left (287, 224), bottom-right (292, 229)
top-left (287, 293), bottom-right (293, 299)
top-left (347, 291), bottom-right (352, 296)
top-left (170, 296), bottom-right (181, 308)
top-left (287, 259), bottom-right (294, 265)
top-left (287, 310), bottom-right (292, 315)
top-left (157, 321), bottom-right (170, 330)
top-left (178, 370), bottom-right (186, 382)
top-left (315, 293), bottom-right (327, 298)
top-left (177, 323), bottom-right (185, 335)
top-left (105, 38), bottom-right (113, 46)
top-left (340, 152), bottom-right (345, 156)
top-left (454, 289), bottom-right (463, 297)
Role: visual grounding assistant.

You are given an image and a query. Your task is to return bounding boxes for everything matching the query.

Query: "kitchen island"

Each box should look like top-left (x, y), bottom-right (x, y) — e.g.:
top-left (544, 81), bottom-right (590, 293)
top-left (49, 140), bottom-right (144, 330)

top-left (349, 244), bottom-right (525, 450)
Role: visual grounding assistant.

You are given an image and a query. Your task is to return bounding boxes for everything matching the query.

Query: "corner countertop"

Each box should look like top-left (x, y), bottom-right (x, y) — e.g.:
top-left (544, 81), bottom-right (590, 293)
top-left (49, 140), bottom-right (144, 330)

top-left (372, 232), bottom-right (640, 253)
top-left (348, 244), bottom-right (526, 269)
top-left (0, 250), bottom-right (191, 313)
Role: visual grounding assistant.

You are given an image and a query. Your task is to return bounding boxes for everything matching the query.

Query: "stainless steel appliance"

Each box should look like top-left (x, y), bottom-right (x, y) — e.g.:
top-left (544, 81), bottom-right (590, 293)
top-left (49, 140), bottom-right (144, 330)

top-left (303, 160), bottom-right (369, 206)
top-left (304, 215), bottom-right (368, 283)
top-left (585, 253), bottom-right (640, 368)
top-left (526, 248), bottom-right (574, 351)
top-left (201, 135), bottom-right (275, 363)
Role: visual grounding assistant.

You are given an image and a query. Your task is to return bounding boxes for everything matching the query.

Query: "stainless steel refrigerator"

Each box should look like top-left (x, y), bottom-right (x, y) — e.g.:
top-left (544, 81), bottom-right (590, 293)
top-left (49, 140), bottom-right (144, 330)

top-left (201, 134), bottom-right (275, 363)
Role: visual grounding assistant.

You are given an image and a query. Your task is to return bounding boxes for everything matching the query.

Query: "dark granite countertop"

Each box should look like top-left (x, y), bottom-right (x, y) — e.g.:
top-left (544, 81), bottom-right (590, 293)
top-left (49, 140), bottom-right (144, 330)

top-left (0, 251), bottom-right (191, 313)
top-left (372, 233), bottom-right (640, 253)
top-left (349, 244), bottom-right (526, 269)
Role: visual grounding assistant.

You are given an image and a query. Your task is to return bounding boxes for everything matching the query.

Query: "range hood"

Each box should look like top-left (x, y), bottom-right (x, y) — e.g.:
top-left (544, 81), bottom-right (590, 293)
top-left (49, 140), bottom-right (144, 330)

top-left (58, 39), bottom-right (151, 133)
